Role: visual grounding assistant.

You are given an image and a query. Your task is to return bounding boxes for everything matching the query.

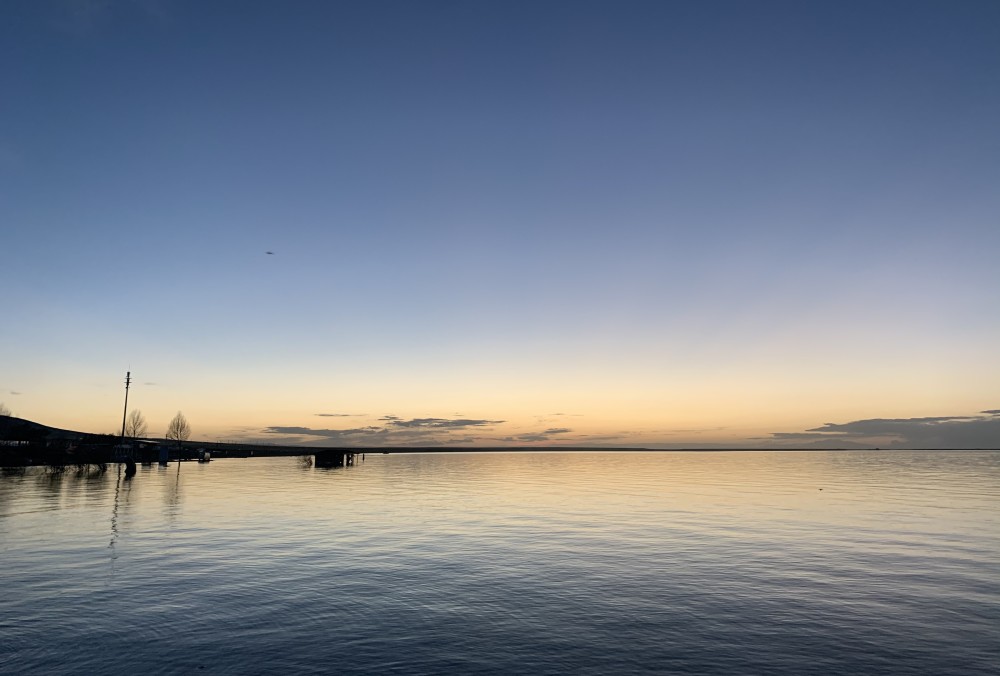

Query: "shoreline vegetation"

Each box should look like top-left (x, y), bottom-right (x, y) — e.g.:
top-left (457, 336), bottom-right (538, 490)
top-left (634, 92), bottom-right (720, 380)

top-left (1, 415), bottom-right (995, 468)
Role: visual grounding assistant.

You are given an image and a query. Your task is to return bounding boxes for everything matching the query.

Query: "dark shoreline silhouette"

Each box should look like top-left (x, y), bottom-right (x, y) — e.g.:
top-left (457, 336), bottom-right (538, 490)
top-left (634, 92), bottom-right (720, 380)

top-left (1, 415), bottom-right (993, 468)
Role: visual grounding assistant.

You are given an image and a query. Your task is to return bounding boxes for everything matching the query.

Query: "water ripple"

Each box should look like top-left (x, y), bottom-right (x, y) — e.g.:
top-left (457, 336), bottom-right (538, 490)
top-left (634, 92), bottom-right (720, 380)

top-left (1, 451), bottom-right (998, 674)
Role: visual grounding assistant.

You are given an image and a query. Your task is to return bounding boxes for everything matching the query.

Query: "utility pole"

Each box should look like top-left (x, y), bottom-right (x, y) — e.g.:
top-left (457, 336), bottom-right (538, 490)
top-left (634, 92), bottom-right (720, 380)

top-left (119, 371), bottom-right (137, 476)
top-left (120, 371), bottom-right (131, 439)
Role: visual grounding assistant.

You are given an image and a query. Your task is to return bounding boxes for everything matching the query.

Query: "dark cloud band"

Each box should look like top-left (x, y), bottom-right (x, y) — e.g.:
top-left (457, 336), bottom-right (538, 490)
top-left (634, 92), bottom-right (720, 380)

top-left (771, 411), bottom-right (1000, 449)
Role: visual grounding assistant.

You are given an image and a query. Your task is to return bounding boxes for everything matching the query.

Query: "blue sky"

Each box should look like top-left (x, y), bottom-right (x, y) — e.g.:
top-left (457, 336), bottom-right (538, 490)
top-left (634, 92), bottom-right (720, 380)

top-left (2, 0), bottom-right (998, 448)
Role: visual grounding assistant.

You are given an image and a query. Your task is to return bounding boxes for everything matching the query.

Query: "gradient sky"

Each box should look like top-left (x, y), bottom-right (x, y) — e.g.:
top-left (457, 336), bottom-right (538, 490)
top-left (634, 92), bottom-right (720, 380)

top-left (2, 0), bottom-right (999, 448)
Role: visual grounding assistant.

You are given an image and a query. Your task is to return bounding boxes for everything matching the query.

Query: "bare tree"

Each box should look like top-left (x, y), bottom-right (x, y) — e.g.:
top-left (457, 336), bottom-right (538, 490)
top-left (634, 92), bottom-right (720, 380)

top-left (125, 409), bottom-right (148, 438)
top-left (165, 411), bottom-right (191, 447)
top-left (0, 402), bottom-right (11, 417)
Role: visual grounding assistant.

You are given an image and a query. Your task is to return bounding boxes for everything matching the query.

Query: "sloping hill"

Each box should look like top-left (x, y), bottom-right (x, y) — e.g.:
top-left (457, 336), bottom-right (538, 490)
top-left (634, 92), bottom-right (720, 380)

top-left (0, 416), bottom-right (123, 466)
top-left (0, 415), bottom-right (93, 443)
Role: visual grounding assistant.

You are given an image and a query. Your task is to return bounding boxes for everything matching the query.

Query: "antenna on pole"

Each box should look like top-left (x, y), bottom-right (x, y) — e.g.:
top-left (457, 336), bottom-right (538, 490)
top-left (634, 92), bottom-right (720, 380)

top-left (120, 371), bottom-right (131, 439)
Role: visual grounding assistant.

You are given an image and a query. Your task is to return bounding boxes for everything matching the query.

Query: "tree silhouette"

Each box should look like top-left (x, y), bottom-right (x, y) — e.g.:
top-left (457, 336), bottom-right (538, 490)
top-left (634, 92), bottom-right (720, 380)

top-left (125, 409), bottom-right (148, 438)
top-left (0, 402), bottom-right (11, 417)
top-left (165, 411), bottom-right (191, 447)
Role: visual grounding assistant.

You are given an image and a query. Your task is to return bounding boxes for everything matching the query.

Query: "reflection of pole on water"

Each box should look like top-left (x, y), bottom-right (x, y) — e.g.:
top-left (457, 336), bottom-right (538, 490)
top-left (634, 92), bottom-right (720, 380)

top-left (108, 464), bottom-right (122, 582)
top-left (107, 461), bottom-right (135, 584)
top-left (164, 453), bottom-right (183, 519)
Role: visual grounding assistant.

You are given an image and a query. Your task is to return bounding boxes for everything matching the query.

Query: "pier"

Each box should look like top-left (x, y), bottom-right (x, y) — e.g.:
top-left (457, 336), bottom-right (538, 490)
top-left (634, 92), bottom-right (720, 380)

top-left (313, 450), bottom-right (359, 468)
top-left (0, 416), bottom-right (372, 468)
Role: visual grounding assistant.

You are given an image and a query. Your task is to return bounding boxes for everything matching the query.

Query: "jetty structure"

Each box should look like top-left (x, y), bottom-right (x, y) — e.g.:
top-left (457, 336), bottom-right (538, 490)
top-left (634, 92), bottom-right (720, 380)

top-left (0, 371), bottom-right (368, 469)
top-left (0, 415), bottom-right (365, 468)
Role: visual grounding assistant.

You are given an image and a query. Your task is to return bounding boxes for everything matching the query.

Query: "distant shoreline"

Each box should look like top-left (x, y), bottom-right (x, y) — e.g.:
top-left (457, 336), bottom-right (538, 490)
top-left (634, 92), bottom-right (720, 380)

top-left (1, 415), bottom-right (995, 469)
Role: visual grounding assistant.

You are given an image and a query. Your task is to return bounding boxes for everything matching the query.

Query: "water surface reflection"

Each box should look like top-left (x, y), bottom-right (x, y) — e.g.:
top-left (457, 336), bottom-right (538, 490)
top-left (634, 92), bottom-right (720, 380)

top-left (1, 451), bottom-right (997, 675)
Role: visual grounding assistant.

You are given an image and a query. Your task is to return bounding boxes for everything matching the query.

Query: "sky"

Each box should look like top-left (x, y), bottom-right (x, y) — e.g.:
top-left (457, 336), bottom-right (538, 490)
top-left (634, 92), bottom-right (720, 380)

top-left (2, 0), bottom-right (999, 449)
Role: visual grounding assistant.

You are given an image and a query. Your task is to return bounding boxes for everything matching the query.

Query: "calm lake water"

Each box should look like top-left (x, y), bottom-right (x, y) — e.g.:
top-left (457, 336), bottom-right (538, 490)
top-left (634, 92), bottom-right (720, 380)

top-left (1, 451), bottom-right (998, 675)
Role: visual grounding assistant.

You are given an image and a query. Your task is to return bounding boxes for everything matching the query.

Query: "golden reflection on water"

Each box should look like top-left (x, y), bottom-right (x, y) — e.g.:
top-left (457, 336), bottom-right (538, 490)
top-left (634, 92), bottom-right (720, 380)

top-left (3, 451), bottom-right (997, 528)
top-left (2, 450), bottom-right (997, 582)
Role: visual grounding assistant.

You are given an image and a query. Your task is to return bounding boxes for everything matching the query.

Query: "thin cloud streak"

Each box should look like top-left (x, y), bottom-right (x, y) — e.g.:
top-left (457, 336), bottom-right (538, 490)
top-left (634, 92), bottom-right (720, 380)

top-left (263, 415), bottom-right (507, 446)
top-left (502, 427), bottom-right (574, 443)
top-left (390, 418), bottom-right (504, 429)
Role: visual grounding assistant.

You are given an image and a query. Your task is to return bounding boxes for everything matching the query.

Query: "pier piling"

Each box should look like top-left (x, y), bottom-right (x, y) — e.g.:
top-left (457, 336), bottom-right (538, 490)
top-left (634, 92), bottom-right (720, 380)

top-left (314, 450), bottom-right (356, 468)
